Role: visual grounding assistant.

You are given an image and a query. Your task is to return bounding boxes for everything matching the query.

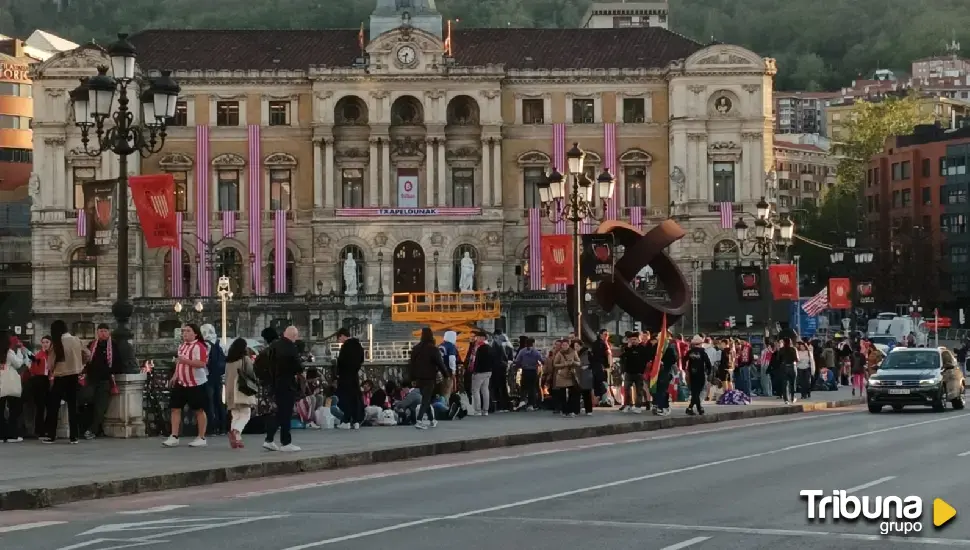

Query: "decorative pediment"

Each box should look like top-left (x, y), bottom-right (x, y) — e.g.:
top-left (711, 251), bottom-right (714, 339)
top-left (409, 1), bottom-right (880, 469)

top-left (708, 141), bottom-right (742, 163)
top-left (685, 45), bottom-right (765, 70)
top-left (32, 43), bottom-right (107, 78)
top-left (158, 152), bottom-right (194, 170)
top-left (390, 136), bottom-right (426, 159)
top-left (445, 147), bottom-right (480, 162)
top-left (618, 149), bottom-right (653, 165)
top-left (582, 151), bottom-right (602, 165)
top-left (335, 147), bottom-right (369, 161)
top-left (264, 152), bottom-right (297, 167)
top-left (211, 153), bottom-right (246, 167)
top-left (697, 53), bottom-right (753, 65)
top-left (516, 150), bottom-right (551, 166)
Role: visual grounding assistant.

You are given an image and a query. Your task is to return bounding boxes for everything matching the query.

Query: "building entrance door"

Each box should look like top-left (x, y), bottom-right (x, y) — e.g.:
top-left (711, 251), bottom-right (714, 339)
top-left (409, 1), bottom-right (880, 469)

top-left (392, 240), bottom-right (426, 299)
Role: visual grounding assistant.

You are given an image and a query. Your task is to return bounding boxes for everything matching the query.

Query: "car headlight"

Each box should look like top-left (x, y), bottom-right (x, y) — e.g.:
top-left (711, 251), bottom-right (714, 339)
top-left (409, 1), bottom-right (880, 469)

top-left (868, 379), bottom-right (883, 386)
top-left (919, 378), bottom-right (940, 386)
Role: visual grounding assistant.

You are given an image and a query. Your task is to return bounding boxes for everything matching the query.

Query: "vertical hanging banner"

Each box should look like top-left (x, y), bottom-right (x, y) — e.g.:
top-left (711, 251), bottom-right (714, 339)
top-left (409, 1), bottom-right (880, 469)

top-left (582, 233), bottom-right (614, 283)
top-left (828, 277), bottom-right (852, 309)
top-left (540, 234), bottom-right (574, 286)
top-left (129, 173), bottom-right (178, 249)
top-left (82, 178), bottom-right (118, 256)
top-left (247, 124), bottom-right (263, 295)
top-left (397, 168), bottom-right (419, 208)
top-left (855, 280), bottom-right (875, 305)
top-left (273, 210), bottom-right (288, 293)
top-left (528, 208), bottom-right (542, 290)
top-left (768, 264), bottom-right (798, 300)
top-left (735, 266), bottom-right (762, 300)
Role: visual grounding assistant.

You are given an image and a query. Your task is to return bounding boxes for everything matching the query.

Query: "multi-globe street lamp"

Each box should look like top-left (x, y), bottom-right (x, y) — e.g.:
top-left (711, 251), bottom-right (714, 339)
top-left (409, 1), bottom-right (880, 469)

top-left (69, 33), bottom-right (180, 373)
top-left (535, 143), bottom-right (615, 334)
top-left (733, 196), bottom-right (796, 333)
top-left (216, 275), bottom-right (233, 345)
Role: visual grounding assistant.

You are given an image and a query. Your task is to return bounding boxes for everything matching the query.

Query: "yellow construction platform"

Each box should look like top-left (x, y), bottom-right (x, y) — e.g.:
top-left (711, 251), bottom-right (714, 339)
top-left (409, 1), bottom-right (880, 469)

top-left (391, 292), bottom-right (501, 357)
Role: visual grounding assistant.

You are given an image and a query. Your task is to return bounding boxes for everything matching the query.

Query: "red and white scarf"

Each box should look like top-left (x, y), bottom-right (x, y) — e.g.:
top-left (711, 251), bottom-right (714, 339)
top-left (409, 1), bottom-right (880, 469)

top-left (89, 338), bottom-right (113, 369)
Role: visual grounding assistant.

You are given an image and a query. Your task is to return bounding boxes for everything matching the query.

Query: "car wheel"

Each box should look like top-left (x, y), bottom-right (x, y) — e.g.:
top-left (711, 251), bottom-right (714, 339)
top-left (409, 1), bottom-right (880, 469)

top-left (892, 404), bottom-right (904, 412)
top-left (868, 403), bottom-right (882, 413)
top-left (932, 384), bottom-right (946, 412)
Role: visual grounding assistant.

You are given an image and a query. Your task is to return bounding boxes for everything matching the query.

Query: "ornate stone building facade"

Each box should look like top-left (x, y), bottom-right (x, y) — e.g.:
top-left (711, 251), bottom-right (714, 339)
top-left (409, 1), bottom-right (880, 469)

top-left (28, 0), bottom-right (776, 339)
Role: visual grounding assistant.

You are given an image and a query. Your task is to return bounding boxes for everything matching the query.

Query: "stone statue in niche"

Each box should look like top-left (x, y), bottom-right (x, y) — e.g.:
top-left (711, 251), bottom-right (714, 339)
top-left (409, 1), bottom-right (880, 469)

top-left (28, 173), bottom-right (40, 210)
top-left (458, 252), bottom-right (475, 292)
top-left (714, 96), bottom-right (733, 114)
top-left (343, 253), bottom-right (358, 296)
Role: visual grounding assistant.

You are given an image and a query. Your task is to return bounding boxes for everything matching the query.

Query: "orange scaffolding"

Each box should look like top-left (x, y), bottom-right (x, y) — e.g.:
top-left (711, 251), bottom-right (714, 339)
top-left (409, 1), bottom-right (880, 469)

top-left (391, 292), bottom-right (500, 357)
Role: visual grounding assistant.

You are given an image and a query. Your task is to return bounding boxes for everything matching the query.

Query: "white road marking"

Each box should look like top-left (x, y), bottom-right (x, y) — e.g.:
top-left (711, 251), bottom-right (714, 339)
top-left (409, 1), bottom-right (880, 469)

top-left (845, 476), bottom-right (895, 493)
top-left (957, 450), bottom-right (970, 457)
top-left (238, 410), bottom-right (854, 499)
top-left (660, 536), bottom-right (711, 550)
top-left (277, 412), bottom-right (970, 549)
top-left (119, 505), bottom-right (189, 515)
top-left (0, 521), bottom-right (68, 534)
top-left (61, 516), bottom-right (288, 550)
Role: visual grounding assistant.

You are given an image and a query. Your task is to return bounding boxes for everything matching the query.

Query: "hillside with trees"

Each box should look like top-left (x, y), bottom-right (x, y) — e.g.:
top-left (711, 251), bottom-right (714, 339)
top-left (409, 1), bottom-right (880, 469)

top-left (3, 0), bottom-right (968, 90)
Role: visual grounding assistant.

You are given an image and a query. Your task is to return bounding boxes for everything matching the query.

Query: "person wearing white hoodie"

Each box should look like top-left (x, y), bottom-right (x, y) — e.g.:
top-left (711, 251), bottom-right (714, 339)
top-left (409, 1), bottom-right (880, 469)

top-left (438, 330), bottom-right (460, 401)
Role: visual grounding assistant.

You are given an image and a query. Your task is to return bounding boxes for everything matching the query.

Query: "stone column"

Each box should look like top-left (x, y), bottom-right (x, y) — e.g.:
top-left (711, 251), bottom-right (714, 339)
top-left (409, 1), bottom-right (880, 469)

top-left (481, 139), bottom-right (492, 207)
top-left (381, 139), bottom-right (392, 206)
top-left (437, 140), bottom-right (447, 207)
top-left (55, 141), bottom-right (67, 209)
top-left (102, 373), bottom-right (148, 438)
top-left (492, 139), bottom-right (503, 206)
top-left (368, 139), bottom-right (379, 207)
top-left (324, 139), bottom-right (336, 207)
top-left (425, 138), bottom-right (436, 206)
top-left (313, 139), bottom-right (324, 208)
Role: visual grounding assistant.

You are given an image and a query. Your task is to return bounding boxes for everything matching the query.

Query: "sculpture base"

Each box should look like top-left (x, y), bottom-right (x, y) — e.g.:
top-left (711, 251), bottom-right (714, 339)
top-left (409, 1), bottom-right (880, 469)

top-left (103, 373), bottom-right (148, 438)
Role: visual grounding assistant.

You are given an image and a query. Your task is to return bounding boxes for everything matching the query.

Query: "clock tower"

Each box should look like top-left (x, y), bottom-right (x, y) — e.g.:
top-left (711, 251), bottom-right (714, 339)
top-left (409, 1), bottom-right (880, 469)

top-left (370, 0), bottom-right (443, 39)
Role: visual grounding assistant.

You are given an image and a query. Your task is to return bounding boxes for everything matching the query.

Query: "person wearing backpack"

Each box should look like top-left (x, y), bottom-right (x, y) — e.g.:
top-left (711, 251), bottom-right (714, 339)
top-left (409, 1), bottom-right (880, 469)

top-left (200, 324), bottom-right (227, 436)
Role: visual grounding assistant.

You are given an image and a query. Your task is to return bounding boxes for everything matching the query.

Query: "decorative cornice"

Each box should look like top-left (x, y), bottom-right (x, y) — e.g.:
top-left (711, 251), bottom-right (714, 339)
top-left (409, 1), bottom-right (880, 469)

top-left (261, 93), bottom-right (299, 101)
top-left (211, 93), bottom-right (247, 101)
top-left (369, 90), bottom-right (390, 99)
top-left (741, 132), bottom-right (763, 140)
top-left (480, 89), bottom-right (500, 100)
top-left (425, 89), bottom-right (446, 100)
top-left (43, 137), bottom-right (66, 146)
top-left (687, 133), bottom-right (706, 142)
top-left (512, 91), bottom-right (551, 100)
top-left (46, 88), bottom-right (65, 98)
top-left (741, 84), bottom-right (761, 93)
top-left (687, 85), bottom-right (706, 94)
top-left (314, 91), bottom-right (334, 100)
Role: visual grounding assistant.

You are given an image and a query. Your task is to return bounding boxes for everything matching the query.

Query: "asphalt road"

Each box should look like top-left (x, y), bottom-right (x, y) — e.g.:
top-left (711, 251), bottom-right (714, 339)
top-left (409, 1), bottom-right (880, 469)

top-left (4, 405), bottom-right (970, 550)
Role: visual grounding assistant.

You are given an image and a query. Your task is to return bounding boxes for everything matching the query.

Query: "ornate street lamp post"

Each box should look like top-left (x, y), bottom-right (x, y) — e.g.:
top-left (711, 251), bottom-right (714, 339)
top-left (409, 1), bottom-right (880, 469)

top-left (69, 33), bottom-right (180, 373)
top-left (536, 143), bottom-right (615, 334)
top-left (433, 250), bottom-right (440, 292)
top-left (830, 232), bottom-right (873, 332)
top-left (216, 275), bottom-right (233, 345)
top-left (377, 251), bottom-right (384, 296)
top-left (733, 196), bottom-right (795, 334)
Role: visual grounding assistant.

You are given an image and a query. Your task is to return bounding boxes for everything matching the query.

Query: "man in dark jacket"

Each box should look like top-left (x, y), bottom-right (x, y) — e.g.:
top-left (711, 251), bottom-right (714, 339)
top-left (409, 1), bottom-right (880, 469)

top-left (620, 331), bottom-right (649, 412)
top-left (410, 327), bottom-right (450, 429)
top-left (651, 333), bottom-right (680, 416)
top-left (82, 323), bottom-right (119, 440)
top-left (335, 327), bottom-right (365, 429)
top-left (467, 331), bottom-right (497, 415)
top-left (589, 329), bottom-right (611, 402)
top-left (263, 326), bottom-right (304, 452)
top-left (775, 338), bottom-right (799, 404)
top-left (685, 336), bottom-right (713, 415)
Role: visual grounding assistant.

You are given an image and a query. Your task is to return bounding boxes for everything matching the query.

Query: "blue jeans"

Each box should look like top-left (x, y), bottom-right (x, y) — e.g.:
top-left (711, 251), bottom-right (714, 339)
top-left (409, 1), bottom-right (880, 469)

top-left (329, 395), bottom-right (346, 422)
top-left (735, 366), bottom-right (752, 397)
top-left (204, 378), bottom-right (226, 434)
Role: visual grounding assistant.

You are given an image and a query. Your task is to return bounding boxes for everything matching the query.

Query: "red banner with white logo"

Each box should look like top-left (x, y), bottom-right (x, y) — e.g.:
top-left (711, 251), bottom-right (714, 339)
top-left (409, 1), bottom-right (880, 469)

top-left (129, 173), bottom-right (178, 249)
top-left (768, 264), bottom-right (798, 300)
top-left (541, 234), bottom-right (574, 286)
top-left (828, 277), bottom-right (852, 309)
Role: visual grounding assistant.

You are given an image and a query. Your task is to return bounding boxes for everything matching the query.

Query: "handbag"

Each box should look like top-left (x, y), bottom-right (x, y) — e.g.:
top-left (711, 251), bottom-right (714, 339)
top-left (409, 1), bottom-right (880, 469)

top-left (0, 365), bottom-right (23, 398)
top-left (577, 365), bottom-right (594, 391)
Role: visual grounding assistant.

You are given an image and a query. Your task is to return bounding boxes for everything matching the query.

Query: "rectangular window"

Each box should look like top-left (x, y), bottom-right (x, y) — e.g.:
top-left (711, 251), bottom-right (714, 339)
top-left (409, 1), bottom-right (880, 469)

top-left (947, 156), bottom-right (967, 175)
top-left (613, 16), bottom-right (632, 27)
top-left (72, 167), bottom-right (96, 209)
top-left (0, 82), bottom-right (31, 97)
top-left (0, 115), bottom-right (31, 129)
top-left (940, 157), bottom-right (947, 175)
top-left (712, 162), bottom-right (735, 202)
top-left (216, 101), bottom-right (239, 126)
top-left (952, 273), bottom-right (970, 294)
top-left (779, 195), bottom-right (792, 207)
top-left (217, 169), bottom-right (240, 211)
top-left (901, 161), bottom-right (911, 179)
top-left (172, 171), bottom-right (188, 212)
top-left (946, 187), bottom-right (968, 204)
top-left (901, 188), bottom-right (912, 207)
top-left (922, 187), bottom-right (931, 205)
top-left (950, 246), bottom-right (969, 264)
top-left (941, 214), bottom-right (967, 234)
top-left (268, 101), bottom-right (290, 126)
top-left (341, 168), bottom-right (364, 208)
top-left (269, 169), bottom-right (292, 210)
top-left (802, 181), bottom-right (815, 193)
top-left (0, 147), bottom-right (32, 163)
top-left (892, 162), bottom-right (901, 180)
top-left (522, 99), bottom-right (544, 124)
top-left (622, 98), bottom-right (646, 123)
top-left (624, 166), bottom-right (647, 207)
top-left (523, 167), bottom-right (545, 209)
top-left (451, 168), bottom-right (475, 207)
top-left (169, 101), bottom-right (188, 126)
top-left (892, 190), bottom-right (900, 207)
top-left (571, 98), bottom-right (594, 124)
top-left (922, 158), bottom-right (931, 177)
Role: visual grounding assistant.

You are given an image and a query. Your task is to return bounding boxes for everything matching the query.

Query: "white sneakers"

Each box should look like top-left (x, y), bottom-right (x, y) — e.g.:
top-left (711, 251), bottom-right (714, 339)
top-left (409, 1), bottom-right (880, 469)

top-left (262, 441), bottom-right (280, 451)
top-left (351, 422), bottom-right (360, 430)
top-left (162, 436), bottom-right (206, 448)
top-left (263, 441), bottom-right (300, 452)
top-left (336, 422), bottom-right (351, 430)
top-left (414, 419), bottom-right (438, 429)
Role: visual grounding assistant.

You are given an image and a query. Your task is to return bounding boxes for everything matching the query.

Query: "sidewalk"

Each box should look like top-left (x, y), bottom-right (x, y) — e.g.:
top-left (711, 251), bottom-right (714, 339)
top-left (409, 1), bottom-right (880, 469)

top-left (0, 388), bottom-right (862, 510)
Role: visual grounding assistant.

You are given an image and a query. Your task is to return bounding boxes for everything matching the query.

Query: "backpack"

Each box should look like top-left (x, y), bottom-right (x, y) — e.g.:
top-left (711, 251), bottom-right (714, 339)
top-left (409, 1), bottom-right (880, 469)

top-left (206, 340), bottom-right (227, 378)
top-left (253, 345), bottom-right (275, 385)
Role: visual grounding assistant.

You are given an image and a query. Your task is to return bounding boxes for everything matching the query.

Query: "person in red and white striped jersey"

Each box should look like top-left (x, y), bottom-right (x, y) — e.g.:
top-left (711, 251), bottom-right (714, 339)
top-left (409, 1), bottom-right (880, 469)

top-left (163, 323), bottom-right (210, 448)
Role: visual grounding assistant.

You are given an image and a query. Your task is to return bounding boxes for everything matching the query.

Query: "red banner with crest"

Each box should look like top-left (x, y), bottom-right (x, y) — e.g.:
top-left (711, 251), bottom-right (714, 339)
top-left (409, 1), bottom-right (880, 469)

top-left (768, 264), bottom-right (798, 300)
top-left (82, 178), bottom-right (118, 256)
top-left (129, 173), bottom-right (178, 249)
top-left (828, 277), bottom-right (852, 309)
top-left (541, 234), bottom-right (574, 286)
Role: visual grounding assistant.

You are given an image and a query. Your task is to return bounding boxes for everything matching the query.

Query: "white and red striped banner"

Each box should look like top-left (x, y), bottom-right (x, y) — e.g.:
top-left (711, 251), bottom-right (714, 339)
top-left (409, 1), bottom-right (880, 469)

top-left (170, 212), bottom-right (184, 297)
top-left (273, 210), bottom-right (287, 293)
top-left (195, 125), bottom-right (211, 296)
top-left (719, 202), bottom-right (734, 229)
top-left (630, 206), bottom-right (642, 230)
top-left (222, 211), bottom-right (235, 237)
top-left (76, 209), bottom-right (87, 237)
top-left (553, 123), bottom-right (567, 236)
top-left (604, 122), bottom-right (617, 220)
top-left (528, 207), bottom-right (542, 291)
top-left (248, 124), bottom-right (263, 295)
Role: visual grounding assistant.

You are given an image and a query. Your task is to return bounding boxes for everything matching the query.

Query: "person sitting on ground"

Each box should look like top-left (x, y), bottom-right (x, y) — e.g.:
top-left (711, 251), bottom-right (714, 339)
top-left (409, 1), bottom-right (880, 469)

top-left (392, 380), bottom-right (422, 424)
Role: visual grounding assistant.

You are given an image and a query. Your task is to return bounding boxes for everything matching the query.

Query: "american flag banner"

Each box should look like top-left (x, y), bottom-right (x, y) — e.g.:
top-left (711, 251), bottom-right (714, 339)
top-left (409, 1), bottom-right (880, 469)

top-left (273, 209), bottom-right (287, 293)
top-left (719, 202), bottom-right (734, 229)
top-left (222, 211), bottom-right (235, 238)
top-left (802, 288), bottom-right (829, 317)
top-left (553, 123), bottom-right (567, 236)
top-left (528, 207), bottom-right (542, 290)
top-left (581, 217), bottom-right (595, 234)
top-left (630, 206), bottom-right (642, 230)
top-left (248, 124), bottom-right (263, 295)
top-left (604, 122), bottom-right (617, 219)
top-left (170, 212), bottom-right (184, 297)
top-left (195, 125), bottom-right (211, 296)
top-left (76, 210), bottom-right (87, 237)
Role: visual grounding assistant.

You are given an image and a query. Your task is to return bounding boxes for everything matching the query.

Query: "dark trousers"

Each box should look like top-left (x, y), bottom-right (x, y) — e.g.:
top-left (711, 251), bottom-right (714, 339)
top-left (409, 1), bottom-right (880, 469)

top-left (26, 375), bottom-right (49, 436)
top-left (204, 378), bottom-right (226, 434)
top-left (688, 377), bottom-right (706, 411)
top-left (416, 380), bottom-right (435, 422)
top-left (0, 396), bottom-right (22, 440)
top-left (782, 367), bottom-right (797, 402)
top-left (86, 379), bottom-right (112, 436)
top-left (736, 365), bottom-right (752, 397)
top-left (581, 388), bottom-right (593, 414)
top-left (520, 370), bottom-right (539, 408)
top-left (337, 385), bottom-right (364, 424)
top-left (490, 368), bottom-right (510, 412)
top-left (556, 386), bottom-right (580, 415)
top-left (797, 369), bottom-right (813, 398)
top-left (623, 373), bottom-right (646, 407)
top-left (45, 375), bottom-right (79, 441)
top-left (265, 388), bottom-right (295, 446)
top-left (654, 372), bottom-right (672, 410)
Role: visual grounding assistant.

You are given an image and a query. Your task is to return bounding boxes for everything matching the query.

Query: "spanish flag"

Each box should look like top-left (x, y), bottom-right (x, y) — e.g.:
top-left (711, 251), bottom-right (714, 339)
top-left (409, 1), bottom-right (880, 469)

top-left (358, 23), bottom-right (365, 51)
top-left (444, 20), bottom-right (453, 56)
top-left (646, 313), bottom-right (667, 393)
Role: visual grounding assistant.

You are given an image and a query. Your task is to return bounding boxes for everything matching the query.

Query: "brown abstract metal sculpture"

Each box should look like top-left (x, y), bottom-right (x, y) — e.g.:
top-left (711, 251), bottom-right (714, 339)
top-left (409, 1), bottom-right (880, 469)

top-left (566, 219), bottom-right (691, 343)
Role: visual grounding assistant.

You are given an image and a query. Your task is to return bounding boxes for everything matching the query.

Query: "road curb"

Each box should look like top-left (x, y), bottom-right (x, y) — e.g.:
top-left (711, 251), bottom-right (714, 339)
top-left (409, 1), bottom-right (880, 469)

top-left (0, 397), bottom-right (862, 510)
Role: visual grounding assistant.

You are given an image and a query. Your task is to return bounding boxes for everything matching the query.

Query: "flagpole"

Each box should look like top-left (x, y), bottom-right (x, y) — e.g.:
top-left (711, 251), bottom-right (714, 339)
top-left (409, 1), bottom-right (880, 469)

top-left (794, 255), bottom-right (801, 337)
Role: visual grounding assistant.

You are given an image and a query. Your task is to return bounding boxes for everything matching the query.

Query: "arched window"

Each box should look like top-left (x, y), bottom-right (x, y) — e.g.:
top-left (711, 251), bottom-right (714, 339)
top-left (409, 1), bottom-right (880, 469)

top-left (163, 249), bottom-right (192, 297)
top-left (390, 95), bottom-right (424, 125)
top-left (713, 239), bottom-right (741, 269)
top-left (452, 244), bottom-right (479, 291)
top-left (338, 245), bottom-right (365, 295)
top-left (215, 248), bottom-right (244, 295)
top-left (268, 248), bottom-right (296, 294)
top-left (70, 249), bottom-right (97, 298)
